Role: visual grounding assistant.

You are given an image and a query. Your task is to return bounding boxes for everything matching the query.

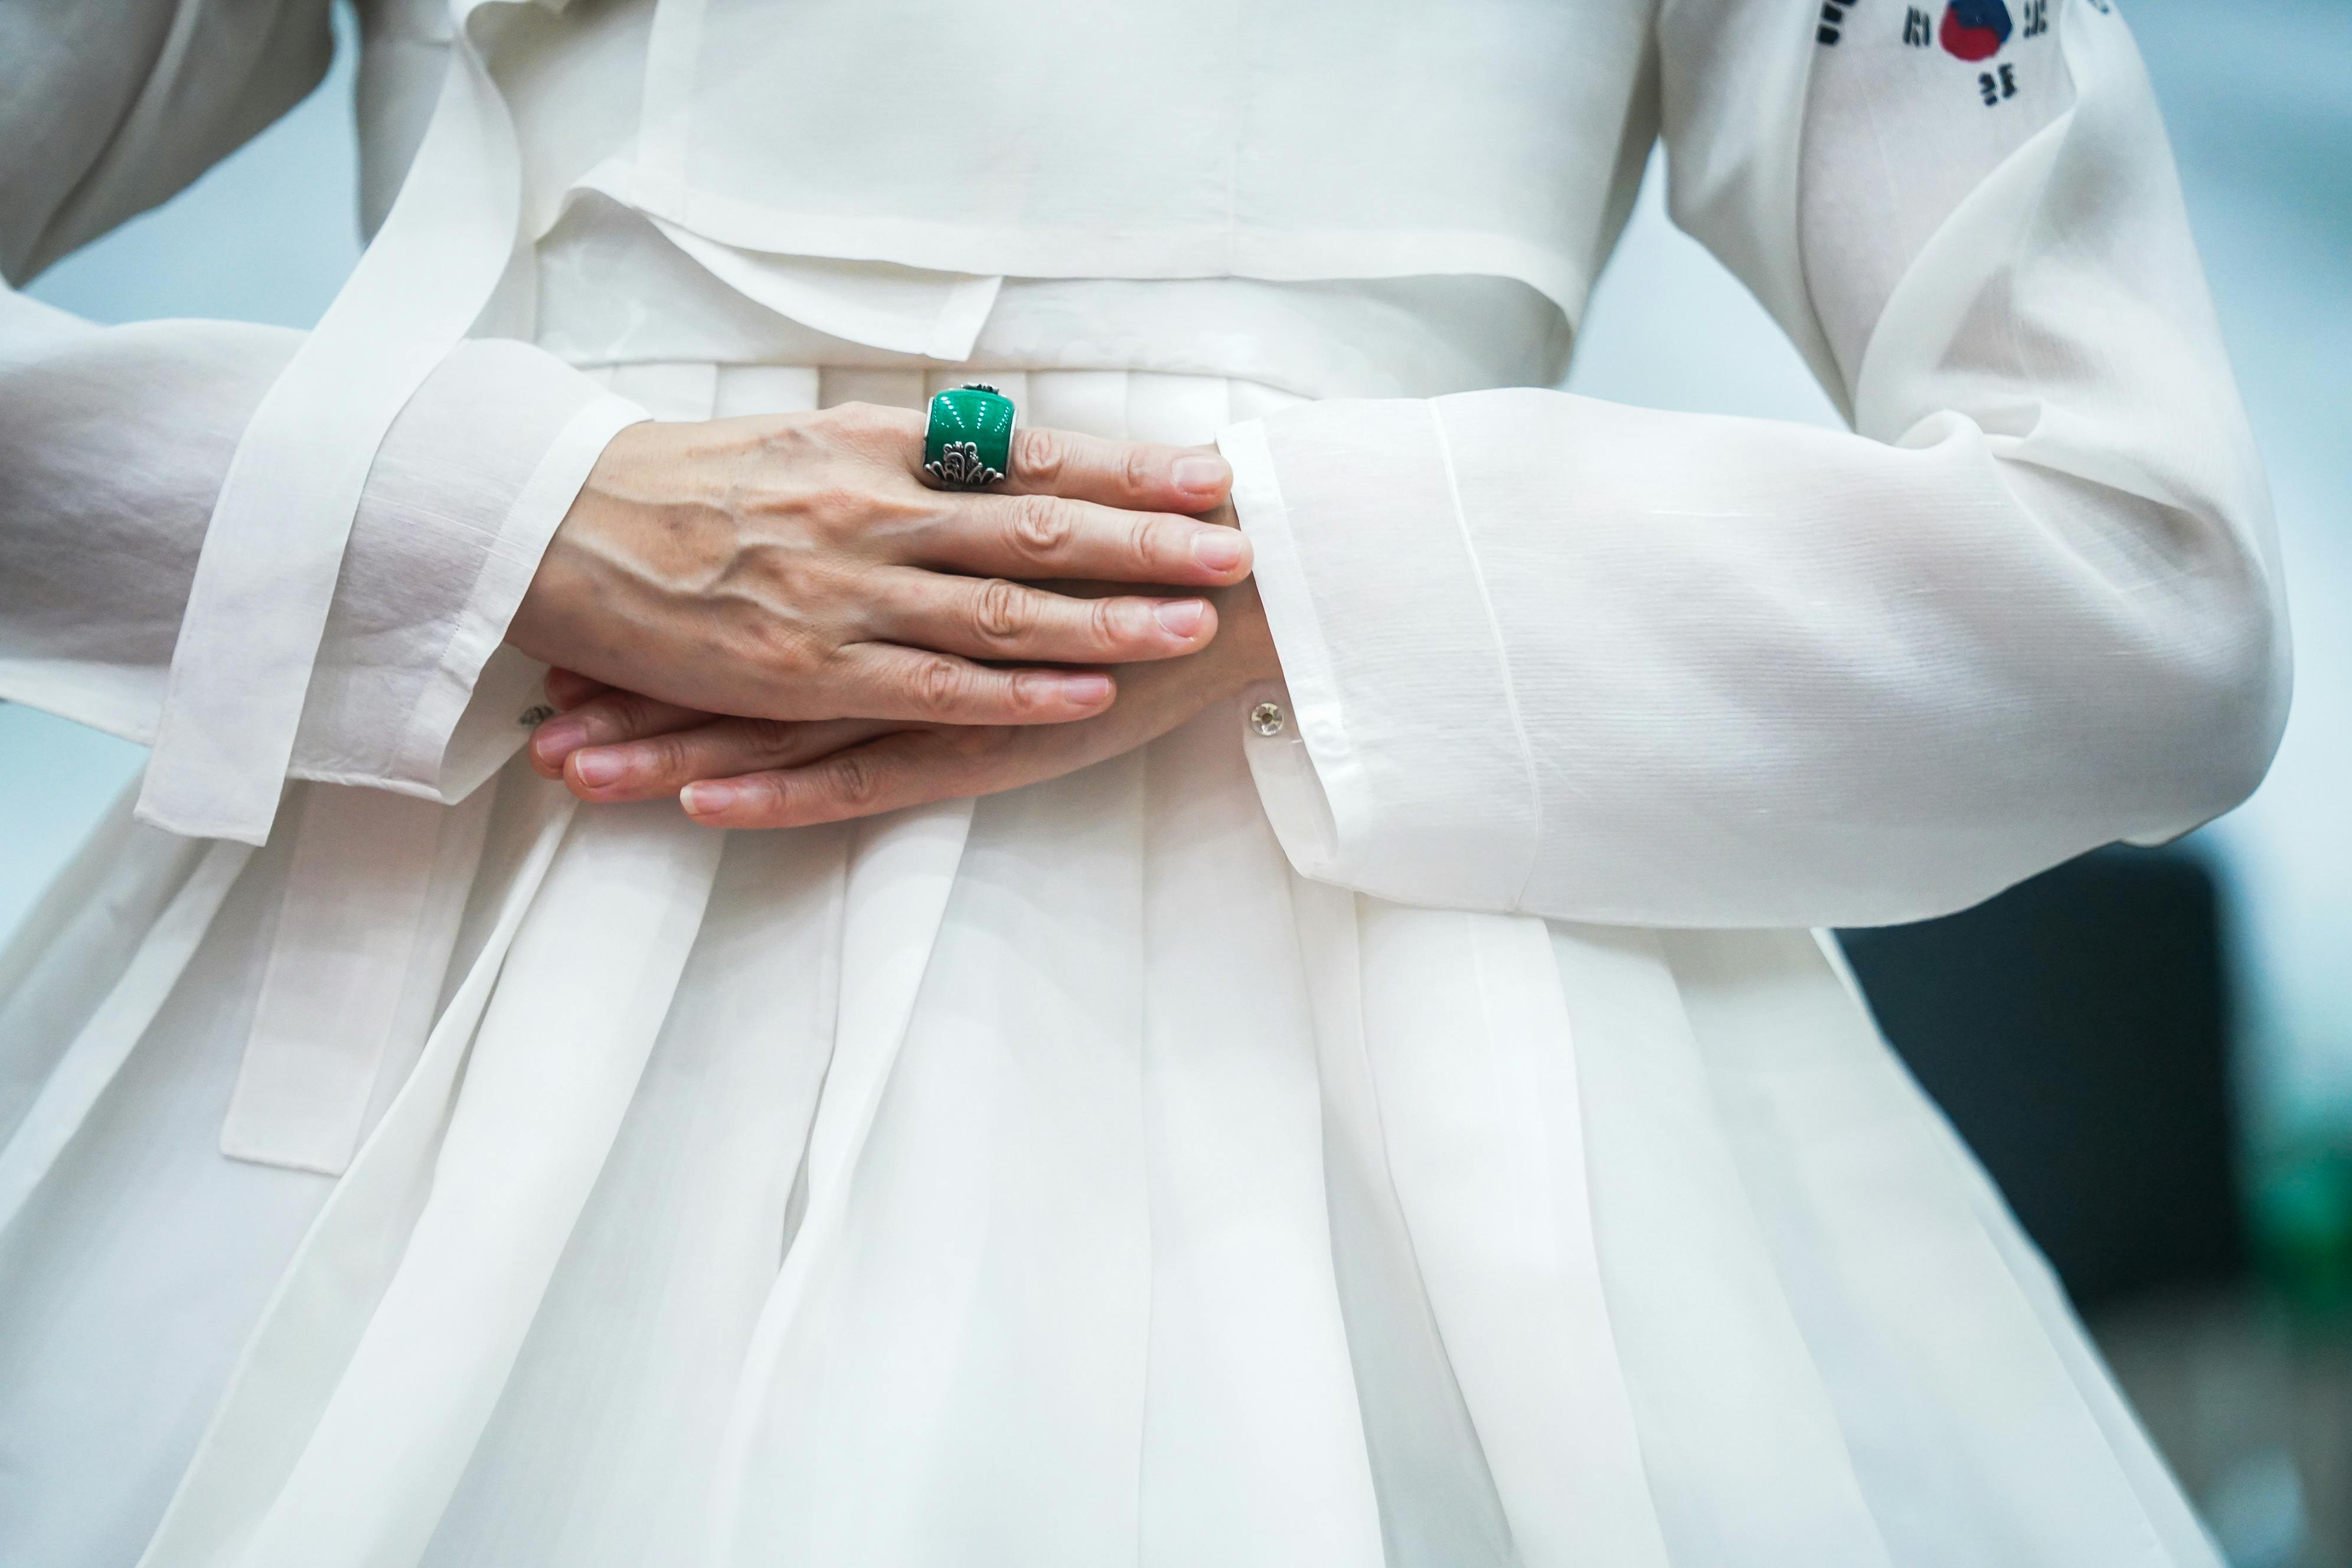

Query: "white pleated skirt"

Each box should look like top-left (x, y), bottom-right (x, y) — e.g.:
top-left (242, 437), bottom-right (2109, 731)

top-left (0, 368), bottom-right (2218, 1567)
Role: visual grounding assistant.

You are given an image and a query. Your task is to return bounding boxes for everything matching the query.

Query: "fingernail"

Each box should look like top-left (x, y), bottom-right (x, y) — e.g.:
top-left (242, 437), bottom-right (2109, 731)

top-left (1054, 672), bottom-right (1114, 704)
top-left (1154, 599), bottom-right (1208, 638)
top-left (572, 749), bottom-right (625, 788)
top-left (532, 716), bottom-right (585, 761)
top-left (1193, 531), bottom-right (1247, 573)
top-left (681, 781), bottom-right (738, 816)
top-left (1172, 453), bottom-right (1230, 495)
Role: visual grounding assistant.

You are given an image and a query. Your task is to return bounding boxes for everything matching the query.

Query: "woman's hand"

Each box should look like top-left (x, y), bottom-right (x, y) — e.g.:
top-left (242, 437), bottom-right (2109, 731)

top-left (528, 572), bottom-right (1284, 828)
top-left (505, 404), bottom-right (1247, 729)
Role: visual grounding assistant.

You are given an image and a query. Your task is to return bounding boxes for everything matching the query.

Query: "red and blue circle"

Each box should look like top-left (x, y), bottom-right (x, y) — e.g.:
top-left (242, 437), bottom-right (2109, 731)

top-left (1939, 0), bottom-right (2014, 61)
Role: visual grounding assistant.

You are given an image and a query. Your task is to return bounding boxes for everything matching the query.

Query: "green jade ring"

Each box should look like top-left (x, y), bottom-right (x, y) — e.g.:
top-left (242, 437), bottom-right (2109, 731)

top-left (922, 382), bottom-right (1017, 489)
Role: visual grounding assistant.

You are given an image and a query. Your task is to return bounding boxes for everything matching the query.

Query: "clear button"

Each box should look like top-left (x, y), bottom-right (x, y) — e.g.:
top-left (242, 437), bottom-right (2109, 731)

top-left (1248, 700), bottom-right (1288, 737)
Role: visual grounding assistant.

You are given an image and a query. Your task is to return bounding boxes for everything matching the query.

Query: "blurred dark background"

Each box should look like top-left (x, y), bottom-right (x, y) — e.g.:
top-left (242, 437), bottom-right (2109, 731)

top-left (1, 2), bottom-right (2344, 1562)
top-left (1843, 851), bottom-right (2248, 1317)
top-left (1844, 847), bottom-right (2349, 1568)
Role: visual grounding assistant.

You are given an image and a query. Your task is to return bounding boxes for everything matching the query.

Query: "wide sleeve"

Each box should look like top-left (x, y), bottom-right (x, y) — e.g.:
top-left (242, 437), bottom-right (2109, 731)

top-left (1219, 0), bottom-right (2288, 929)
top-left (0, 5), bottom-right (644, 818)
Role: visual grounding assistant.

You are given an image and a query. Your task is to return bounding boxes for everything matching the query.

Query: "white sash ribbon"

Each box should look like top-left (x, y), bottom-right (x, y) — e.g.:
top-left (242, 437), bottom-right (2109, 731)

top-left (171, 0), bottom-right (546, 1179)
top-left (220, 783), bottom-right (494, 1175)
top-left (135, 0), bottom-right (528, 847)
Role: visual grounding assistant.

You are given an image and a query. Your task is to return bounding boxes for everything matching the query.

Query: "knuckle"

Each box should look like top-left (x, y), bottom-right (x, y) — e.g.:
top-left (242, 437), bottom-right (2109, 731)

top-left (630, 732), bottom-right (691, 782)
top-left (740, 718), bottom-right (805, 762)
top-left (1119, 442), bottom-right (1155, 497)
top-left (1014, 427), bottom-right (1067, 488)
top-left (1008, 494), bottom-right (1073, 561)
top-left (1086, 595), bottom-right (1128, 651)
top-left (748, 616), bottom-right (828, 678)
top-left (1128, 515), bottom-right (1162, 570)
top-left (972, 579), bottom-right (1035, 643)
top-left (828, 752), bottom-right (883, 808)
top-left (598, 691), bottom-right (661, 740)
top-left (910, 655), bottom-right (973, 717)
top-left (1008, 671), bottom-right (1061, 714)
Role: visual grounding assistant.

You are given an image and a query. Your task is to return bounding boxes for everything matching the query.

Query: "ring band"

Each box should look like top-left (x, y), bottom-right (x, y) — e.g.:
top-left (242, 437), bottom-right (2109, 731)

top-left (923, 382), bottom-right (1017, 489)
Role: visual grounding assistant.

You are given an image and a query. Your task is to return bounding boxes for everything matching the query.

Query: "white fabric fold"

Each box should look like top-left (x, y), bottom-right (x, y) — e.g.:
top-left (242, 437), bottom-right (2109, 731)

top-left (707, 799), bottom-right (977, 1564)
top-left (0, 779), bottom-right (205, 1145)
top-left (1288, 875), bottom-right (1517, 1567)
top-left (422, 821), bottom-right (855, 1565)
top-left (220, 782), bottom-right (494, 1175)
top-left (1354, 906), bottom-right (1667, 1566)
top-left (0, 837), bottom-right (251, 1237)
top-left (136, 782), bottom-right (577, 1568)
top-left (1135, 710), bottom-right (1383, 1567)
top-left (225, 806), bottom-right (721, 1568)
top-left (1667, 927), bottom-right (2184, 1567)
top-left (1554, 922), bottom-right (1894, 1564)
top-left (136, 3), bottom-right (526, 844)
top-left (646, 218), bottom-right (1002, 363)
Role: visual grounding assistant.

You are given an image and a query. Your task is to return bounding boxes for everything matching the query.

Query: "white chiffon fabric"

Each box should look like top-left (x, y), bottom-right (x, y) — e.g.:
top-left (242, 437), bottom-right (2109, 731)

top-left (2, 370), bottom-right (2216, 1568)
top-left (0, 0), bottom-right (2278, 1560)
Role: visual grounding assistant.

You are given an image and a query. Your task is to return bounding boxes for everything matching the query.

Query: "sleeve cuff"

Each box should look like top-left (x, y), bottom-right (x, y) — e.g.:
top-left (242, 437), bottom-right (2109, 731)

top-left (289, 338), bottom-right (648, 804)
top-left (1218, 401), bottom-right (1541, 913)
top-left (386, 387), bottom-right (645, 802)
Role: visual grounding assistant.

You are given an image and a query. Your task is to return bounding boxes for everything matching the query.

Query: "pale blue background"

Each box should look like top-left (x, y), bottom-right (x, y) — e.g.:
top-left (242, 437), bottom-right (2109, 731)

top-left (5, 0), bottom-right (2347, 1149)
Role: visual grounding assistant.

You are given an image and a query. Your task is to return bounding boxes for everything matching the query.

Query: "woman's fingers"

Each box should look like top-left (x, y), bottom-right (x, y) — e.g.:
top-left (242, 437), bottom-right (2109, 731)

top-left (513, 411), bottom-right (1242, 727)
top-left (529, 687), bottom-right (712, 778)
top-left (998, 427), bottom-right (1231, 513)
top-left (844, 397), bottom-right (1229, 513)
top-left (663, 646), bottom-right (1233, 831)
top-left (563, 716), bottom-right (900, 803)
top-left (533, 632), bottom-right (1116, 756)
top-left (837, 400), bottom-right (1230, 513)
top-left (867, 569), bottom-right (1216, 664)
top-left (825, 643), bottom-right (1116, 725)
top-left (919, 493), bottom-right (1249, 586)
top-left (677, 729), bottom-right (1011, 829)
top-left (537, 648), bottom-right (1112, 778)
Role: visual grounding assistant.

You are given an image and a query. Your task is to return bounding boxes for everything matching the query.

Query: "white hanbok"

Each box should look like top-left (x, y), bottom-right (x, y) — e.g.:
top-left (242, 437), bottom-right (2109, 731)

top-left (0, 0), bottom-right (2287, 1564)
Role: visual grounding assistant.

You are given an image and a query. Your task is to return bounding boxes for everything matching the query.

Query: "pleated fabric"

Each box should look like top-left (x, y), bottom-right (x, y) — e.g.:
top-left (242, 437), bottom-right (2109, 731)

top-left (0, 368), bottom-right (2217, 1568)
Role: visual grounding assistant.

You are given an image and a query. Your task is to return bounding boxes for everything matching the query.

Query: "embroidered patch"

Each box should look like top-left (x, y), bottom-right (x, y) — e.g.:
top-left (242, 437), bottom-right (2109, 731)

top-left (1938, 0), bottom-right (2013, 60)
top-left (1824, 0), bottom-right (2056, 107)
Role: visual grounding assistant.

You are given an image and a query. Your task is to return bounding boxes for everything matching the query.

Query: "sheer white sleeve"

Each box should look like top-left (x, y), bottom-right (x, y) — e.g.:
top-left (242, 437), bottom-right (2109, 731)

top-left (0, 6), bottom-right (643, 821)
top-left (1220, 0), bottom-right (2286, 928)
top-left (0, 292), bottom-right (642, 804)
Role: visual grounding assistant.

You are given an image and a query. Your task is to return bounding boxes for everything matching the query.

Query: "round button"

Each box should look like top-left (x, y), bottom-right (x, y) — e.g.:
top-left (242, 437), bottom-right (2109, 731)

top-left (1248, 700), bottom-right (1288, 737)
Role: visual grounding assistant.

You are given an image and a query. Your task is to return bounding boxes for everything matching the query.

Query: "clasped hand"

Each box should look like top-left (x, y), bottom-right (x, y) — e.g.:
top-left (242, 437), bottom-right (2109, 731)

top-left (507, 403), bottom-right (1279, 828)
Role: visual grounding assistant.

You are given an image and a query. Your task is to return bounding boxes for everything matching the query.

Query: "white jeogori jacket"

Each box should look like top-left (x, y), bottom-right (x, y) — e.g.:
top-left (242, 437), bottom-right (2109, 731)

top-left (0, 1), bottom-right (2288, 1563)
top-left (1, 0), bottom-right (2285, 922)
